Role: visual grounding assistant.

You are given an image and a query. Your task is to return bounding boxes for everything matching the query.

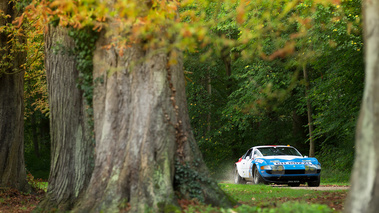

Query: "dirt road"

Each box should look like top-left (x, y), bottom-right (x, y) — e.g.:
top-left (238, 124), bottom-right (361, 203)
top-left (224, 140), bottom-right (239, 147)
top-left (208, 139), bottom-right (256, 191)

top-left (272, 185), bottom-right (349, 191)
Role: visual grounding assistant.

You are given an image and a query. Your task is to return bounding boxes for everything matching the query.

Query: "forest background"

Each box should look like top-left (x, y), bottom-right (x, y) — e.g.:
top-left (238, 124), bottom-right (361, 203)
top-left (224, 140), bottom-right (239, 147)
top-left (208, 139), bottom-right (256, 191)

top-left (19, 0), bottom-right (361, 184)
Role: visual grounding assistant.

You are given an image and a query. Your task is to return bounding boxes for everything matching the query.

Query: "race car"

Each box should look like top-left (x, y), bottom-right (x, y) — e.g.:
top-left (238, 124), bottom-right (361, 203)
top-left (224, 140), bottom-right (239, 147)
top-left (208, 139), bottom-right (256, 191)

top-left (234, 145), bottom-right (321, 187)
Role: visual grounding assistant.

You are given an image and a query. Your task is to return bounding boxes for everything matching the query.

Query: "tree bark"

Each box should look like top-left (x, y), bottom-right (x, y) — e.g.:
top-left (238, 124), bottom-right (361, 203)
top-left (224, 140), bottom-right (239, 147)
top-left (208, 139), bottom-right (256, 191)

top-left (73, 24), bottom-right (234, 213)
top-left (345, 1), bottom-right (379, 212)
top-left (303, 64), bottom-right (315, 157)
top-left (0, 72), bottom-right (29, 192)
top-left (38, 26), bottom-right (93, 211)
top-left (0, 0), bottom-right (29, 192)
top-left (222, 48), bottom-right (233, 94)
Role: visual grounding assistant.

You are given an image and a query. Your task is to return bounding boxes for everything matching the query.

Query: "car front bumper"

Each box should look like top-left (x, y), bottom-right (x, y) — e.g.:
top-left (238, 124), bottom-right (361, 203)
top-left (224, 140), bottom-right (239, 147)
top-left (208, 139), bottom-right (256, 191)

top-left (260, 169), bottom-right (321, 184)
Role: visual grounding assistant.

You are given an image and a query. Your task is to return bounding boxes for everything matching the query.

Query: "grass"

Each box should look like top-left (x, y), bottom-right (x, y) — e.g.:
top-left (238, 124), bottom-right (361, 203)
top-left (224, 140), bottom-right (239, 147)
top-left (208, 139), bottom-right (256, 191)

top-left (219, 183), bottom-right (324, 203)
top-left (179, 183), bottom-right (348, 212)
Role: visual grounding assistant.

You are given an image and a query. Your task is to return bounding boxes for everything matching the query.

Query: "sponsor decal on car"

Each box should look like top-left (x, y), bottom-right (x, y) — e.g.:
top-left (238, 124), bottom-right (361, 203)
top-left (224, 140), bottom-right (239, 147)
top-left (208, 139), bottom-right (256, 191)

top-left (273, 162), bottom-right (313, 165)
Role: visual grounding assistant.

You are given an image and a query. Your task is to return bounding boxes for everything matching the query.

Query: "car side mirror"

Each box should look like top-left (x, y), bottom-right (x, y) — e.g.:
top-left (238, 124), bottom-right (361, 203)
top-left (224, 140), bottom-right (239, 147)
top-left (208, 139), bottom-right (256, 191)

top-left (245, 156), bottom-right (250, 160)
top-left (303, 156), bottom-right (308, 158)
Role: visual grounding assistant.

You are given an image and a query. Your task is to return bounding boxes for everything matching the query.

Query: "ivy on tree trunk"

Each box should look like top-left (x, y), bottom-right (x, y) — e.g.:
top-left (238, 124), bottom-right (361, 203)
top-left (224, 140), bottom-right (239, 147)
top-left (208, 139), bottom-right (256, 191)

top-left (38, 26), bottom-right (94, 211)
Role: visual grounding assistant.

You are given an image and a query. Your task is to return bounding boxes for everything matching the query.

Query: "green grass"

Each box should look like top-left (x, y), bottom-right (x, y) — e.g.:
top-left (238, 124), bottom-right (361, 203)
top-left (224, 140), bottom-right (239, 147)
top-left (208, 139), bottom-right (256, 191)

top-left (321, 182), bottom-right (350, 186)
top-left (219, 183), bottom-right (325, 203)
top-left (180, 183), bottom-right (348, 212)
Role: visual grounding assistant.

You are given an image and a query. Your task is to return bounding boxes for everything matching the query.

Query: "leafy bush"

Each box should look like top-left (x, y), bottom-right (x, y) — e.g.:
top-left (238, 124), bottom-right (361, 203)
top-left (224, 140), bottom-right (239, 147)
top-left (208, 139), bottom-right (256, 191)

top-left (27, 172), bottom-right (48, 192)
top-left (316, 145), bottom-right (353, 183)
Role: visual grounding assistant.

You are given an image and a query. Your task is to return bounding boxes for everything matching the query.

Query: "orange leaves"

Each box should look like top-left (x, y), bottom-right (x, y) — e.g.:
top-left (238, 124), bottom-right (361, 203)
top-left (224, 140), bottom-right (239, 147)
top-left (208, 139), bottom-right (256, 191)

top-left (0, 187), bottom-right (45, 213)
top-left (297, 17), bottom-right (312, 30)
top-left (181, 24), bottom-right (193, 38)
top-left (331, 0), bottom-right (341, 4)
top-left (261, 41), bottom-right (296, 61)
top-left (235, 0), bottom-right (248, 24)
top-left (13, 13), bottom-right (25, 28)
top-left (236, 5), bottom-right (245, 24)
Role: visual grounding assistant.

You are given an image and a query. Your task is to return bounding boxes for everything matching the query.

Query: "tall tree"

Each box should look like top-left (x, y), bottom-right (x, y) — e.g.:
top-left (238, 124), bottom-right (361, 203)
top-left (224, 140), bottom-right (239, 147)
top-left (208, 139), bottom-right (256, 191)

top-left (38, 26), bottom-right (94, 210)
top-left (0, 0), bottom-right (29, 192)
top-left (345, 0), bottom-right (379, 212)
top-left (303, 64), bottom-right (315, 157)
top-left (73, 24), bottom-right (233, 213)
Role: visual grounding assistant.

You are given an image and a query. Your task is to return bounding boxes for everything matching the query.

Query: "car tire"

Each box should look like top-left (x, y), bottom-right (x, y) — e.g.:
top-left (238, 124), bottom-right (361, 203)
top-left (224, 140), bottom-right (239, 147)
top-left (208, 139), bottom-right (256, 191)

top-left (253, 166), bottom-right (265, 185)
top-left (308, 176), bottom-right (320, 187)
top-left (234, 168), bottom-right (246, 184)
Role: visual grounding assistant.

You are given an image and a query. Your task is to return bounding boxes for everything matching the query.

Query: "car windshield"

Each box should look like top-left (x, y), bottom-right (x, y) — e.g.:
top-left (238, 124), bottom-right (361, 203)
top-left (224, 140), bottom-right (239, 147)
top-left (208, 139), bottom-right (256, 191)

top-left (257, 147), bottom-right (302, 157)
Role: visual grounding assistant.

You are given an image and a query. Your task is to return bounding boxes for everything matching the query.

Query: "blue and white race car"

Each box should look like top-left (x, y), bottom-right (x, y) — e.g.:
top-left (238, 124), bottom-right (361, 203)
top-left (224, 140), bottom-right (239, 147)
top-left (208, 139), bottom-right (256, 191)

top-left (234, 145), bottom-right (321, 187)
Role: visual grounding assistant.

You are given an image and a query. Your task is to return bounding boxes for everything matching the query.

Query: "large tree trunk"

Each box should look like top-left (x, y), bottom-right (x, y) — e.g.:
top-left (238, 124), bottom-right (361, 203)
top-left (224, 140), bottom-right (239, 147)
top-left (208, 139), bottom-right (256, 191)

top-left (345, 1), bottom-right (379, 212)
top-left (0, 73), bottom-right (29, 192)
top-left (73, 25), bottom-right (234, 213)
top-left (38, 26), bottom-right (93, 211)
top-left (0, 0), bottom-right (29, 192)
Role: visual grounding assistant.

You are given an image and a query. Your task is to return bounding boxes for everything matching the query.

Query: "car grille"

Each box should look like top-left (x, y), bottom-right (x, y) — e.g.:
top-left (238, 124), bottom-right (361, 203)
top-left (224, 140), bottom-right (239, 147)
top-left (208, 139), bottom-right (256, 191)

top-left (266, 169), bottom-right (321, 175)
top-left (285, 170), bottom-right (305, 174)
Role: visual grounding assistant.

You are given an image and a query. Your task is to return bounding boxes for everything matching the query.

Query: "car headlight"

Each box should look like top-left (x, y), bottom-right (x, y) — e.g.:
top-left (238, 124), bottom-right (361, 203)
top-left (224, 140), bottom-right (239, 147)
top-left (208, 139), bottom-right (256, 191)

top-left (261, 165), bottom-right (284, 175)
top-left (305, 165), bottom-right (318, 174)
top-left (260, 165), bottom-right (272, 170)
top-left (271, 165), bottom-right (285, 174)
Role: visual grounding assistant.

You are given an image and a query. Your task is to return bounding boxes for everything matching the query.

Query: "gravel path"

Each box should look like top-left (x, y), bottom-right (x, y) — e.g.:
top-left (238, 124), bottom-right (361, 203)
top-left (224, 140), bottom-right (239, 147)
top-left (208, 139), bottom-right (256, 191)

top-left (272, 185), bottom-right (350, 191)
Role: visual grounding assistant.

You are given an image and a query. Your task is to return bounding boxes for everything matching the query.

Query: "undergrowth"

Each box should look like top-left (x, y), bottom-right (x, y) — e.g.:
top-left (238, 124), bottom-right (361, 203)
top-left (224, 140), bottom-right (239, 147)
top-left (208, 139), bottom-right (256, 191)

top-left (316, 145), bottom-right (353, 183)
top-left (27, 172), bottom-right (48, 192)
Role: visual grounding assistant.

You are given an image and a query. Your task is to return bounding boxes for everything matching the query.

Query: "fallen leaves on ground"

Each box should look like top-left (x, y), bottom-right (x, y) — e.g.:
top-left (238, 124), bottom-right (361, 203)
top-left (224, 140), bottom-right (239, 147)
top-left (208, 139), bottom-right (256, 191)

top-left (0, 188), bottom-right (45, 213)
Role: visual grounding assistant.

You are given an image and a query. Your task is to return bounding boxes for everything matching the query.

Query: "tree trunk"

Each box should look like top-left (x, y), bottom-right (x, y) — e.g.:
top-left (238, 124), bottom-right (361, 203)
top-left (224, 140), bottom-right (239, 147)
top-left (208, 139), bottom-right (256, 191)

top-left (303, 64), bottom-right (315, 157)
top-left (0, 73), bottom-right (29, 192)
top-left (38, 26), bottom-right (93, 211)
top-left (0, 0), bottom-right (29, 192)
top-left (73, 26), bottom-right (234, 213)
top-left (222, 48), bottom-right (233, 94)
top-left (345, 1), bottom-right (379, 212)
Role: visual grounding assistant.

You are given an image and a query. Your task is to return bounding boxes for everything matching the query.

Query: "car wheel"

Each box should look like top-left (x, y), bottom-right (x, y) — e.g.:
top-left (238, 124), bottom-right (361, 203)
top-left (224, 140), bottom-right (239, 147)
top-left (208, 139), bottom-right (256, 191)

top-left (288, 183), bottom-right (300, 187)
top-left (308, 176), bottom-right (320, 187)
top-left (253, 166), bottom-right (265, 185)
top-left (234, 168), bottom-right (246, 184)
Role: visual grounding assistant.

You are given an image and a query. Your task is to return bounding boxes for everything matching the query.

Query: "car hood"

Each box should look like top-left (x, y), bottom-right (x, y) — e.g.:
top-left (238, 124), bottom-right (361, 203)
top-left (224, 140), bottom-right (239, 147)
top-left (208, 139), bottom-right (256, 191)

top-left (258, 156), bottom-right (320, 165)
